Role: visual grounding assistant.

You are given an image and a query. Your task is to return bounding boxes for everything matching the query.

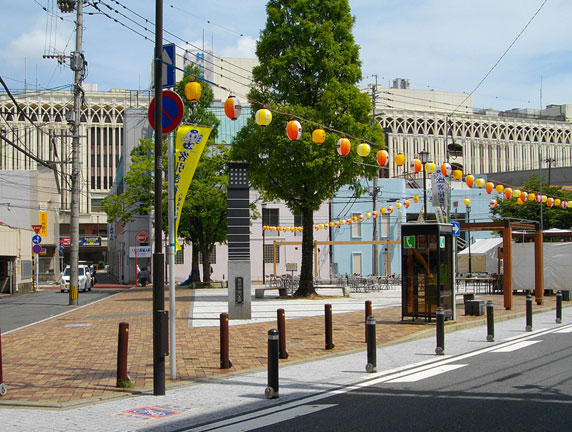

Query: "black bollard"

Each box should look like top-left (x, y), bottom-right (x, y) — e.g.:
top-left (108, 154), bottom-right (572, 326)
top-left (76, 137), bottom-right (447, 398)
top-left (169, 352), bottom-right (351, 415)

top-left (277, 308), bottom-right (289, 359)
top-left (325, 304), bottom-right (335, 350)
top-left (556, 291), bottom-right (562, 324)
top-left (0, 328), bottom-right (6, 396)
top-left (220, 313), bottom-right (232, 369)
top-left (116, 322), bottom-right (130, 387)
top-left (265, 329), bottom-right (279, 399)
top-left (365, 315), bottom-right (377, 373)
top-left (525, 294), bottom-right (533, 332)
top-left (365, 300), bottom-right (372, 343)
top-left (486, 300), bottom-right (495, 342)
top-left (435, 307), bottom-right (445, 355)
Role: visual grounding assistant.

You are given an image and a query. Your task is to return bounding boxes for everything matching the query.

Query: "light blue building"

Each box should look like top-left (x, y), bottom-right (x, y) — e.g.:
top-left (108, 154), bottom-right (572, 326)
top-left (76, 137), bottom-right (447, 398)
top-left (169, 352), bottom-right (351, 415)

top-left (330, 176), bottom-right (503, 277)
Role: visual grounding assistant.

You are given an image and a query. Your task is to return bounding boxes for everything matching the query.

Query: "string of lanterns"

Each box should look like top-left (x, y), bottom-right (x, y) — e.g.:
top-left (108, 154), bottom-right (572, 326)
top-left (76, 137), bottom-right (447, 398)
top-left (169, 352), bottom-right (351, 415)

top-left (183, 80), bottom-right (571, 210)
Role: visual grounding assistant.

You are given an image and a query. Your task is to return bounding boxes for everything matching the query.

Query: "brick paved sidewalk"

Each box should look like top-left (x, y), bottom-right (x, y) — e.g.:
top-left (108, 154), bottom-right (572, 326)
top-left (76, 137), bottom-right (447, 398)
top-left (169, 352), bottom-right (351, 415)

top-left (0, 287), bottom-right (563, 408)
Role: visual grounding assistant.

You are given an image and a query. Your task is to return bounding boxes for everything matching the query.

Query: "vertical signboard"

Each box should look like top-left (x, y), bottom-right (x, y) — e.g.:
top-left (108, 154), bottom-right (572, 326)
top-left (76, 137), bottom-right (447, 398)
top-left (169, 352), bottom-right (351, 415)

top-left (39, 202), bottom-right (48, 236)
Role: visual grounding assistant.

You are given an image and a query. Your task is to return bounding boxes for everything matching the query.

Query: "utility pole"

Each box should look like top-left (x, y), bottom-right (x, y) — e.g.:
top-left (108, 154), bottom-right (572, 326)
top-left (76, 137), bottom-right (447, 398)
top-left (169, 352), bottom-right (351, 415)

top-left (545, 157), bottom-right (555, 185)
top-left (58, 0), bottom-right (85, 306)
top-left (370, 75), bottom-right (379, 276)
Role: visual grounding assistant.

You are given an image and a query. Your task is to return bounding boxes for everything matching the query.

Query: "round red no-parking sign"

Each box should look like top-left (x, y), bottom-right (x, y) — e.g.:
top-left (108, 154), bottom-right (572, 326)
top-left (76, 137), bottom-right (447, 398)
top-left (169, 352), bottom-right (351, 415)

top-left (148, 90), bottom-right (184, 134)
top-left (136, 231), bottom-right (148, 243)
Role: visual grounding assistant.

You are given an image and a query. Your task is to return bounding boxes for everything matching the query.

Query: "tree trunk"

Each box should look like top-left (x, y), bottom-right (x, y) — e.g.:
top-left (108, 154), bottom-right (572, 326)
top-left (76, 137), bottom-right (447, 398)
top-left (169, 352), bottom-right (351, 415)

top-left (191, 242), bottom-right (201, 282)
top-left (202, 247), bottom-right (211, 283)
top-left (294, 206), bottom-right (316, 297)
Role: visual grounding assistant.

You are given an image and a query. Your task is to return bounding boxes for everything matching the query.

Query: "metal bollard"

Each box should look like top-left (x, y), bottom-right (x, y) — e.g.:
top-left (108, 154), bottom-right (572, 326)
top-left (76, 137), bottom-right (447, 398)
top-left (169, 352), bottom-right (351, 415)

top-left (265, 329), bottom-right (279, 399)
top-left (365, 315), bottom-right (377, 373)
top-left (556, 291), bottom-right (562, 324)
top-left (220, 313), bottom-right (232, 369)
top-left (365, 300), bottom-right (372, 343)
top-left (486, 300), bottom-right (495, 342)
top-left (435, 307), bottom-right (445, 355)
top-left (277, 308), bottom-right (289, 359)
top-left (525, 294), bottom-right (533, 332)
top-left (325, 303), bottom-right (335, 350)
top-left (0, 328), bottom-right (6, 396)
top-left (116, 322), bottom-right (130, 387)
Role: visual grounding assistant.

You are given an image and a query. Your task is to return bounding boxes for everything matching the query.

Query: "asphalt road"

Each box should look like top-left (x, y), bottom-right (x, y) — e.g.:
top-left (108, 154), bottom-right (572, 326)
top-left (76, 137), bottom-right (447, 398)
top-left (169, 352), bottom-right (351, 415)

top-left (0, 289), bottom-right (120, 334)
top-left (192, 324), bottom-right (572, 432)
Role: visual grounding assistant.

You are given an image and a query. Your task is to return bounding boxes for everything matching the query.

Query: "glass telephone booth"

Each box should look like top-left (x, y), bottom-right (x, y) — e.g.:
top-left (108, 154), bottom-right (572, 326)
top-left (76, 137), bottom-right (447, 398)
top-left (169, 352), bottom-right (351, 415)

top-left (401, 223), bottom-right (454, 321)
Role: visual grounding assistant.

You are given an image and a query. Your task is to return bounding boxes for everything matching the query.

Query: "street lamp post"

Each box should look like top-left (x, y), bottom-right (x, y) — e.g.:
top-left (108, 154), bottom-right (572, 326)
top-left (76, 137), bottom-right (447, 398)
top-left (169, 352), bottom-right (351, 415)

top-left (262, 203), bottom-right (267, 285)
top-left (419, 150), bottom-right (430, 222)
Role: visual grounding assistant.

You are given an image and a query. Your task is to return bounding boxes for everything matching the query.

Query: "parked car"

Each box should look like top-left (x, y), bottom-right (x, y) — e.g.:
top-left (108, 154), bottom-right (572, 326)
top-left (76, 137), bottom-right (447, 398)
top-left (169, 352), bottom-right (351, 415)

top-left (60, 265), bottom-right (92, 293)
top-left (79, 261), bottom-right (96, 286)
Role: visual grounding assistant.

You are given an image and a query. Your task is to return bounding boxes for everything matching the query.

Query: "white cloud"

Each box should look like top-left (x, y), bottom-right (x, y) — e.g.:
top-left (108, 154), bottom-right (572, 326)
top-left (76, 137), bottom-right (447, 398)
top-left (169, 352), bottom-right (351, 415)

top-left (219, 36), bottom-right (257, 58)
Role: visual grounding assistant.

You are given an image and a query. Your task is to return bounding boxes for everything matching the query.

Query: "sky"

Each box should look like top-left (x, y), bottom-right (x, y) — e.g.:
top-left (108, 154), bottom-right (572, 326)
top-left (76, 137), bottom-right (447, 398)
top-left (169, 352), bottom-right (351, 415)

top-left (2, 0), bottom-right (571, 112)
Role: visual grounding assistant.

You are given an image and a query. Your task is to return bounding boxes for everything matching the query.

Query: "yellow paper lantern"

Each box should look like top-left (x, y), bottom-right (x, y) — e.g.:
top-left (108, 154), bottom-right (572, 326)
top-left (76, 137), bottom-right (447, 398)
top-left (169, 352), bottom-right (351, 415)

top-left (312, 128), bottom-right (326, 144)
top-left (184, 81), bottom-right (202, 102)
top-left (395, 153), bottom-right (406, 166)
top-left (517, 198), bottom-right (524, 205)
top-left (555, 198), bottom-right (561, 207)
top-left (352, 215), bottom-right (358, 222)
top-left (485, 182), bottom-right (494, 194)
top-left (463, 198), bottom-right (471, 206)
top-left (424, 162), bottom-right (436, 174)
top-left (380, 207), bottom-right (386, 214)
top-left (514, 189), bottom-right (521, 199)
top-left (452, 169), bottom-right (463, 180)
top-left (465, 175), bottom-right (474, 187)
top-left (542, 195), bottom-right (548, 203)
top-left (329, 221), bottom-right (334, 228)
top-left (357, 142), bottom-right (371, 157)
top-left (413, 195), bottom-right (420, 203)
top-left (528, 192), bottom-right (536, 202)
top-left (396, 202), bottom-right (401, 209)
top-left (365, 212), bottom-right (371, 219)
top-left (475, 178), bottom-right (485, 188)
top-left (377, 150), bottom-right (388, 166)
top-left (495, 184), bottom-right (505, 194)
top-left (340, 219), bottom-right (346, 225)
top-left (255, 108), bottom-right (272, 126)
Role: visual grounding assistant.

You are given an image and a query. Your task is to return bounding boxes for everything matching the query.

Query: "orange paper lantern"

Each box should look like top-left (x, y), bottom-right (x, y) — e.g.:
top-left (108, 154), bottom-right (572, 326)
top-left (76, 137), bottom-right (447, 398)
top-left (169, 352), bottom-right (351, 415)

top-left (337, 138), bottom-right (351, 156)
top-left (286, 120), bottom-right (302, 140)
top-left (377, 150), bottom-right (388, 166)
top-left (465, 175), bottom-right (474, 187)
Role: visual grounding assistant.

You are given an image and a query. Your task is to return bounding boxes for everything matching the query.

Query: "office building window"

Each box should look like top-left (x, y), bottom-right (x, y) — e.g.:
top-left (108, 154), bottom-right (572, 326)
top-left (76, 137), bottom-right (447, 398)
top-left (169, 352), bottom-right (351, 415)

top-left (264, 244), bottom-right (280, 264)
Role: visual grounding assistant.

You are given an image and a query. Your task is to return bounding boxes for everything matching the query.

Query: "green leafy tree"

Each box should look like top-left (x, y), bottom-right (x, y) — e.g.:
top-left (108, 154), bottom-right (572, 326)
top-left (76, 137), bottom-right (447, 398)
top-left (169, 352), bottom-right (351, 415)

top-left (105, 65), bottom-right (226, 283)
top-left (231, 0), bottom-right (384, 296)
top-left (491, 175), bottom-right (572, 230)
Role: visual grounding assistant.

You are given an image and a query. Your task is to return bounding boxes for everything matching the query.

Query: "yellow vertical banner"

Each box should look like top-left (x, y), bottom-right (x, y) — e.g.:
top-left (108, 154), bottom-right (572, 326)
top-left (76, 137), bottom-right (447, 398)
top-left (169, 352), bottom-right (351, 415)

top-left (174, 125), bottom-right (212, 249)
top-left (39, 202), bottom-right (48, 236)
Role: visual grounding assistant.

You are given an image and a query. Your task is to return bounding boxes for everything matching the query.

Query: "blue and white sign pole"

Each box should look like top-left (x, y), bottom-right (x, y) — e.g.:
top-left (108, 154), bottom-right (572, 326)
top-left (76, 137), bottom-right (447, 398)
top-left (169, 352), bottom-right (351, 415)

top-left (167, 131), bottom-right (176, 380)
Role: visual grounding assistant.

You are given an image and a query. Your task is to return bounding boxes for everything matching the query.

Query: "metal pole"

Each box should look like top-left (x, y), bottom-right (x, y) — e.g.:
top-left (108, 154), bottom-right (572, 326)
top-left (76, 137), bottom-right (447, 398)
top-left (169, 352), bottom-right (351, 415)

top-left (423, 167), bottom-right (427, 221)
top-left (265, 329), bottom-right (279, 399)
top-left (365, 315), bottom-right (377, 373)
top-left (116, 322), bottom-right (129, 387)
top-left (69, 0), bottom-right (84, 306)
top-left (556, 291), bottom-right (562, 324)
top-left (0, 329), bottom-right (6, 396)
top-left (486, 300), bottom-right (495, 342)
top-left (277, 308), bottom-right (288, 359)
top-left (525, 294), bottom-right (533, 331)
top-left (219, 313), bottom-right (231, 369)
top-left (153, 0), bottom-right (166, 396)
top-left (467, 205), bottom-right (472, 274)
top-left (325, 303), bottom-right (334, 350)
top-left (371, 76), bottom-right (379, 276)
top-left (435, 306), bottom-right (445, 355)
top-left (365, 300), bottom-right (372, 342)
top-left (168, 132), bottom-right (176, 379)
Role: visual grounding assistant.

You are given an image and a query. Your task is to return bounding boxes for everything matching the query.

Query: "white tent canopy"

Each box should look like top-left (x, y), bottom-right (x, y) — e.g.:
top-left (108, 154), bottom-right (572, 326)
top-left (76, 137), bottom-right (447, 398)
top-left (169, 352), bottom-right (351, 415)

top-left (457, 237), bottom-right (502, 274)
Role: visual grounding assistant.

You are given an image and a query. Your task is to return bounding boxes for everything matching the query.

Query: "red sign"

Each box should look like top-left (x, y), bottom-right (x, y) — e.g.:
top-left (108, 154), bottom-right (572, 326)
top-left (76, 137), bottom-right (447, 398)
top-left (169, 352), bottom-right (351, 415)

top-left (32, 225), bottom-right (42, 234)
top-left (148, 90), bottom-right (184, 134)
top-left (136, 231), bottom-right (148, 243)
top-left (32, 244), bottom-right (42, 254)
top-left (60, 237), bottom-right (71, 247)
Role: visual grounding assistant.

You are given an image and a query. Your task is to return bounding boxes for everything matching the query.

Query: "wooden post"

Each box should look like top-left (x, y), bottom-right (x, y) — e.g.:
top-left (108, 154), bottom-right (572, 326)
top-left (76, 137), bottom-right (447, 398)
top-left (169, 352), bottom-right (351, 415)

top-left (503, 224), bottom-right (513, 310)
top-left (534, 228), bottom-right (543, 305)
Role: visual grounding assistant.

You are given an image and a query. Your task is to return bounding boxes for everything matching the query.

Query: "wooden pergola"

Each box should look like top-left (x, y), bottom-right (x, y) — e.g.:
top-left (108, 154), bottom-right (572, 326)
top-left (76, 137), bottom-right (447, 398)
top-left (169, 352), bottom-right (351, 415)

top-left (459, 220), bottom-right (542, 309)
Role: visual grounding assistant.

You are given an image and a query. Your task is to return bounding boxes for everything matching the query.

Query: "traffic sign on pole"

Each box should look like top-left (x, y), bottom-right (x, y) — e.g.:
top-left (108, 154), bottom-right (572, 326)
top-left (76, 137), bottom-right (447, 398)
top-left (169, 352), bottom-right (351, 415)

top-left (32, 225), bottom-right (42, 234)
top-left (451, 221), bottom-right (460, 237)
top-left (148, 90), bottom-right (184, 134)
top-left (162, 43), bottom-right (176, 88)
top-left (136, 231), bottom-right (148, 243)
top-left (32, 234), bottom-right (42, 245)
top-left (32, 244), bottom-right (42, 254)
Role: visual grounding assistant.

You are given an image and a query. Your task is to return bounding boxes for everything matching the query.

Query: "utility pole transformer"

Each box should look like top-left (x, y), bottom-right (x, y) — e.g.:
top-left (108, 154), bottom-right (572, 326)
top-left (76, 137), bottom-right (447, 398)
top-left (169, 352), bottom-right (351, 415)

top-left (58, 0), bottom-right (85, 306)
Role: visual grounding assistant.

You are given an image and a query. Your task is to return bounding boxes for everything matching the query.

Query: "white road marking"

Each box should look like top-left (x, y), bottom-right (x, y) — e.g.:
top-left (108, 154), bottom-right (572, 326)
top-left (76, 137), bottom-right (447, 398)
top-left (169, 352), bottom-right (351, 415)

top-left (189, 404), bottom-right (337, 432)
top-left (554, 326), bottom-right (572, 333)
top-left (385, 364), bottom-right (467, 383)
top-left (491, 340), bottom-right (541, 352)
